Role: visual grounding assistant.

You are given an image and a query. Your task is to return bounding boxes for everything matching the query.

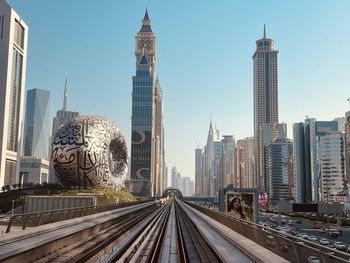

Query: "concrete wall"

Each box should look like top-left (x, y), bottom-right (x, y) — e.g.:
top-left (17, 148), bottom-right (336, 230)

top-left (24, 195), bottom-right (97, 213)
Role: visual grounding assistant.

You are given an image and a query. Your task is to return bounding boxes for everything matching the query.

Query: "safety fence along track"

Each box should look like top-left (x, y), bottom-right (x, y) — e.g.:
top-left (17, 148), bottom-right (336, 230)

top-left (1, 199), bottom-right (297, 263)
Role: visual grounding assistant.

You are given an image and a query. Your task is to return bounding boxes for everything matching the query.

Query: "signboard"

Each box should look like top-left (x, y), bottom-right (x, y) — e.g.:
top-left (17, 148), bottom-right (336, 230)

top-left (259, 192), bottom-right (268, 208)
top-left (225, 188), bottom-right (258, 223)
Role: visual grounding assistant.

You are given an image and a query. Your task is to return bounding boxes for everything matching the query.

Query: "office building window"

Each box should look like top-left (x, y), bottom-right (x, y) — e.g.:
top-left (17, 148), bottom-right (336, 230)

top-left (0, 15), bottom-right (4, 39)
top-left (14, 19), bottom-right (24, 49)
top-left (7, 48), bottom-right (23, 151)
top-left (5, 159), bottom-right (17, 186)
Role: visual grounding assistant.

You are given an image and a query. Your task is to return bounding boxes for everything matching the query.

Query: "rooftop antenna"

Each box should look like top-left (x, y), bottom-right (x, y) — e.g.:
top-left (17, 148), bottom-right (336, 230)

top-left (347, 97), bottom-right (350, 109)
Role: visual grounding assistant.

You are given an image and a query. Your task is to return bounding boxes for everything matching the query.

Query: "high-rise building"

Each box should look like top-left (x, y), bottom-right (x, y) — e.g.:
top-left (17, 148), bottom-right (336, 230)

top-left (220, 135), bottom-right (236, 189)
top-left (236, 140), bottom-right (244, 188)
top-left (51, 79), bottom-right (79, 138)
top-left (265, 138), bottom-right (292, 205)
top-left (130, 10), bottom-right (164, 196)
top-left (189, 178), bottom-right (195, 197)
top-left (213, 140), bottom-right (222, 194)
top-left (293, 118), bottom-right (338, 202)
top-left (153, 77), bottom-right (164, 196)
top-left (195, 148), bottom-right (203, 196)
top-left (164, 165), bottom-right (168, 190)
top-left (319, 132), bottom-right (345, 202)
top-left (334, 117), bottom-right (345, 132)
top-left (263, 123), bottom-right (286, 146)
top-left (253, 25), bottom-right (279, 191)
top-left (202, 121), bottom-right (220, 196)
top-left (345, 111), bottom-right (350, 193)
top-left (50, 79), bottom-right (79, 183)
top-left (203, 122), bottom-right (214, 196)
top-left (176, 172), bottom-right (182, 190)
top-left (293, 122), bottom-right (310, 203)
top-left (262, 123), bottom-right (287, 189)
top-left (182, 176), bottom-right (190, 196)
top-left (171, 167), bottom-right (177, 188)
top-left (24, 89), bottom-right (50, 159)
top-left (0, 0), bottom-right (28, 188)
top-left (237, 137), bottom-right (255, 189)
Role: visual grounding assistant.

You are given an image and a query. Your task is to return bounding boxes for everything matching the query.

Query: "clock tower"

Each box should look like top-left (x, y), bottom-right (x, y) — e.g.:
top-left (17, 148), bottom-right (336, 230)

top-left (130, 9), bottom-right (164, 197)
top-left (135, 9), bottom-right (156, 77)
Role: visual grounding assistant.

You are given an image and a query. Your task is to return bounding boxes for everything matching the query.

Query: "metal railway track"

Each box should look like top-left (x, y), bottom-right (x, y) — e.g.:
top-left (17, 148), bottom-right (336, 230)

top-left (32, 204), bottom-right (159, 263)
top-left (2, 199), bottom-right (292, 263)
top-left (175, 201), bottom-right (221, 263)
top-left (104, 201), bottom-right (171, 262)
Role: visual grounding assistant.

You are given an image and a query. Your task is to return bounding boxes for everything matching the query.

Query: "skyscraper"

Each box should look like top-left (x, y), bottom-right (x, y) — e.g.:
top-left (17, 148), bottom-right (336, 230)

top-left (253, 25), bottom-right (279, 191)
top-left (265, 138), bottom-right (292, 205)
top-left (153, 77), bottom-right (165, 196)
top-left (130, 10), bottom-right (164, 196)
top-left (51, 79), bottom-right (79, 138)
top-left (319, 132), bottom-right (345, 202)
top-left (237, 137), bottom-right (255, 189)
top-left (171, 166), bottom-right (177, 188)
top-left (50, 79), bottom-right (79, 183)
top-left (220, 135), bottom-right (236, 188)
top-left (202, 121), bottom-right (220, 196)
top-left (195, 147), bottom-right (203, 196)
top-left (24, 89), bottom-right (50, 159)
top-left (345, 111), bottom-right (350, 194)
top-left (293, 118), bottom-right (338, 202)
top-left (0, 0), bottom-right (28, 188)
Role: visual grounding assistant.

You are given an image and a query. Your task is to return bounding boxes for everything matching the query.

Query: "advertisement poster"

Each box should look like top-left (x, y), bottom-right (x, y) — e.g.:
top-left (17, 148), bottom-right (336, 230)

top-left (226, 190), bottom-right (257, 223)
top-left (259, 192), bottom-right (268, 209)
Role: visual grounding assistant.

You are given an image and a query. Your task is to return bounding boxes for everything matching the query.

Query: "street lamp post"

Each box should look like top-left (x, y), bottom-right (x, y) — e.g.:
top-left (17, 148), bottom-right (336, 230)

top-left (322, 158), bottom-right (331, 234)
top-left (11, 200), bottom-right (14, 216)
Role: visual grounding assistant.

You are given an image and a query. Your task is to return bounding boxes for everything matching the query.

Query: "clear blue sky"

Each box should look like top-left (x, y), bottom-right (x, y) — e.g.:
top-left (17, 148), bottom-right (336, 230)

top-left (7, 0), bottom-right (350, 182)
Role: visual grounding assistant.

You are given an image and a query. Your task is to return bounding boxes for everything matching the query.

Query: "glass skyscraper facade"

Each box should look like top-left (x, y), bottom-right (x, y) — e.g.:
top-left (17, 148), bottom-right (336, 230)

top-left (265, 138), bottom-right (292, 205)
top-left (130, 52), bottom-right (153, 196)
top-left (293, 118), bottom-right (339, 202)
top-left (130, 10), bottom-right (165, 197)
top-left (24, 89), bottom-right (50, 159)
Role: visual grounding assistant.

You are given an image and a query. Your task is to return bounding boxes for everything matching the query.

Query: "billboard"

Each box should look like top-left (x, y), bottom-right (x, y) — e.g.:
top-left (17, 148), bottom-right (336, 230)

top-left (259, 192), bottom-right (268, 209)
top-left (225, 189), bottom-right (258, 223)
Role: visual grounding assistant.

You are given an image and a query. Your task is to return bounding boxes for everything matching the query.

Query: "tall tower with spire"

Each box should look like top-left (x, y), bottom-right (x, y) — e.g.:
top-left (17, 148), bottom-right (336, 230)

top-left (63, 77), bottom-right (68, 111)
top-left (153, 77), bottom-right (165, 196)
top-left (253, 25), bottom-right (279, 191)
top-left (135, 9), bottom-right (156, 77)
top-left (130, 10), bottom-right (164, 196)
top-left (50, 78), bottom-right (79, 183)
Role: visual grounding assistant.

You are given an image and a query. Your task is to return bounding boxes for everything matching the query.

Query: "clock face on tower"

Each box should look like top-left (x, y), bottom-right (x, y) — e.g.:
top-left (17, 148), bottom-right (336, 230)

top-left (139, 39), bottom-right (152, 49)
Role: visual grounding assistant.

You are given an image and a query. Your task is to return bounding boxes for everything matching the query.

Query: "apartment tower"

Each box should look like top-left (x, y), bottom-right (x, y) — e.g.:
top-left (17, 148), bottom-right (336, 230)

top-left (0, 0), bottom-right (28, 188)
top-left (253, 25), bottom-right (279, 191)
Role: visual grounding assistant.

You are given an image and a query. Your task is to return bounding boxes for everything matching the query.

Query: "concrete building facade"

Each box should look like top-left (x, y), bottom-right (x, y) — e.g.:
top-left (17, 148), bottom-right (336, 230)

top-left (19, 156), bottom-right (49, 185)
top-left (195, 148), bottom-right (203, 196)
top-left (253, 26), bottom-right (279, 191)
top-left (320, 132), bottom-right (346, 202)
top-left (0, 0), bottom-right (28, 188)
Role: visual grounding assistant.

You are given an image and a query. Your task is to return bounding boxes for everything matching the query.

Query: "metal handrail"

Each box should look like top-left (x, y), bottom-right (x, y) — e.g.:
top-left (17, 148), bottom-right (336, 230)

top-left (4, 200), bottom-right (148, 233)
top-left (186, 201), bottom-right (350, 263)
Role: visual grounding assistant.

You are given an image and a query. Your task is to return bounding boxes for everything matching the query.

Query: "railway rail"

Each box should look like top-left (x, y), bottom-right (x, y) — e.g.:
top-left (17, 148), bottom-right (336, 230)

top-left (2, 198), bottom-right (348, 263)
